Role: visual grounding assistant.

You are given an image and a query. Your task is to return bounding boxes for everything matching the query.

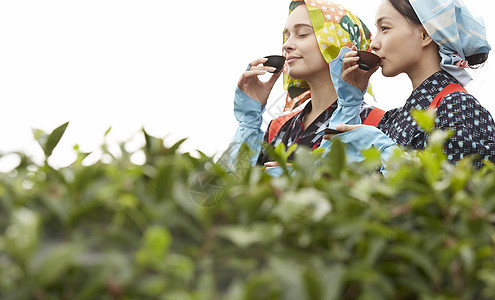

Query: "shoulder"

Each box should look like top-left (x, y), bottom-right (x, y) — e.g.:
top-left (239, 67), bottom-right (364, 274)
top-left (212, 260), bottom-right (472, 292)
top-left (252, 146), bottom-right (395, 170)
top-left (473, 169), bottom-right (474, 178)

top-left (436, 91), bottom-right (495, 129)
top-left (438, 91), bottom-right (490, 115)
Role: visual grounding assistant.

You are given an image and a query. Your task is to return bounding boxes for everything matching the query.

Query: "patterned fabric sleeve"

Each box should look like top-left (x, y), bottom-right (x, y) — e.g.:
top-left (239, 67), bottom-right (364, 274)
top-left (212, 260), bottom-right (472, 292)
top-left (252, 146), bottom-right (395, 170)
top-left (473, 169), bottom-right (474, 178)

top-left (359, 102), bottom-right (379, 123)
top-left (436, 92), bottom-right (495, 166)
top-left (376, 108), bottom-right (400, 129)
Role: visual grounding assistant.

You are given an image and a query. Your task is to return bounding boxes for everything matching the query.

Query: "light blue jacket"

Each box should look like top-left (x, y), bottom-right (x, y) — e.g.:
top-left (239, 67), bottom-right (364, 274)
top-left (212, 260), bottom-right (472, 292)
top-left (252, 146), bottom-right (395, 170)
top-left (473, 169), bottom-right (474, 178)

top-left (319, 47), bottom-right (397, 169)
top-left (226, 87), bottom-right (266, 167)
top-left (226, 87), bottom-right (293, 177)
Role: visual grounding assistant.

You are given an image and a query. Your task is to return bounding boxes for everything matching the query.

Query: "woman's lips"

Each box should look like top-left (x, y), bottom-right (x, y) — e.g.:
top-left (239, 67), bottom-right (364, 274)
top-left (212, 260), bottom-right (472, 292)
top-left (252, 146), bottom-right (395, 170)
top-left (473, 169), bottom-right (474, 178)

top-left (287, 57), bottom-right (301, 64)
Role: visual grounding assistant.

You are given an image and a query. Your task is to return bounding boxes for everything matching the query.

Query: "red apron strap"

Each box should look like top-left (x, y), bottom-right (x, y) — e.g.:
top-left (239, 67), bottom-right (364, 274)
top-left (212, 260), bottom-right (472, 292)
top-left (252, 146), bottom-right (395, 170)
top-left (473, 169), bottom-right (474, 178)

top-left (428, 83), bottom-right (467, 111)
top-left (268, 110), bottom-right (301, 143)
top-left (363, 107), bottom-right (386, 127)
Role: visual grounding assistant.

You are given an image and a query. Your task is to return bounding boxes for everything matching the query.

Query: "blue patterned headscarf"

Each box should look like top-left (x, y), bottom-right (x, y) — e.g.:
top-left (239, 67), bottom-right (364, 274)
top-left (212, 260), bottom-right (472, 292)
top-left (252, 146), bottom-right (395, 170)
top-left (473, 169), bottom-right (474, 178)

top-left (409, 0), bottom-right (491, 86)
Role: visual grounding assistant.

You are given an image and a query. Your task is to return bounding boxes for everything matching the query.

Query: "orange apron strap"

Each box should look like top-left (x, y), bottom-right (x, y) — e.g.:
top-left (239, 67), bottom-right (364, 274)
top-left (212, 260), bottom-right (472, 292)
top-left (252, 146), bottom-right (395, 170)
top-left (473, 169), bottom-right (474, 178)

top-left (363, 107), bottom-right (386, 127)
top-left (268, 110), bottom-right (301, 143)
top-left (428, 83), bottom-right (467, 111)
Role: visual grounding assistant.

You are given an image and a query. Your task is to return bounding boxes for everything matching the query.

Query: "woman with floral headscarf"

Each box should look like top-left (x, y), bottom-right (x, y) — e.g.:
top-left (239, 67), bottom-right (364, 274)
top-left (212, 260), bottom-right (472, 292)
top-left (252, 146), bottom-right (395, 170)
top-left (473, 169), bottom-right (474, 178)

top-left (226, 0), bottom-right (373, 168)
top-left (322, 0), bottom-right (495, 167)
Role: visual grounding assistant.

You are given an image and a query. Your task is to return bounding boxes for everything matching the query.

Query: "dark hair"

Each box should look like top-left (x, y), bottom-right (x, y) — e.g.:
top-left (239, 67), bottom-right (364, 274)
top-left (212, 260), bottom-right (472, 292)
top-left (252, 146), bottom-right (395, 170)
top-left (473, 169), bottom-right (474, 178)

top-left (387, 0), bottom-right (488, 68)
top-left (290, 1), bottom-right (305, 11)
top-left (466, 53), bottom-right (488, 68)
top-left (387, 0), bottom-right (421, 26)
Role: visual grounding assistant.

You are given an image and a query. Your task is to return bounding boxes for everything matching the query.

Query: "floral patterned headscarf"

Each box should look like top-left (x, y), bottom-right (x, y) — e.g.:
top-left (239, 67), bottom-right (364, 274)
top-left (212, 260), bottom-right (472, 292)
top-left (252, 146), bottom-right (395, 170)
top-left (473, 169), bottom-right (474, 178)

top-left (283, 1), bottom-right (372, 111)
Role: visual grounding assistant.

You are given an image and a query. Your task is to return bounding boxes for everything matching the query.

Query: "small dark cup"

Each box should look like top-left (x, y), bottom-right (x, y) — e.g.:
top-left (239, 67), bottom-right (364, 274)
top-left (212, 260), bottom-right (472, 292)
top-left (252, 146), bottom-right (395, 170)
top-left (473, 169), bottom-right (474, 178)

top-left (324, 128), bottom-right (343, 135)
top-left (263, 55), bottom-right (286, 73)
top-left (357, 51), bottom-right (381, 71)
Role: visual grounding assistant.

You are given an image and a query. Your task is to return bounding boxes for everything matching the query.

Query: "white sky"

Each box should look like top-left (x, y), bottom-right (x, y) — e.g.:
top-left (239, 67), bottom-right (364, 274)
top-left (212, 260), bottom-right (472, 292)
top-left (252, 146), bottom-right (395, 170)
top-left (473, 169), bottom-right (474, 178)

top-left (0, 0), bottom-right (492, 169)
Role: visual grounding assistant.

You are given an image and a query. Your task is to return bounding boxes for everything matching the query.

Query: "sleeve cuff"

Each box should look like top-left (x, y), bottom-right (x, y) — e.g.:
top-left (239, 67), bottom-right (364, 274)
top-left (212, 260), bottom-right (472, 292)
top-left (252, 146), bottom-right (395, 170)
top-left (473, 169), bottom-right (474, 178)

top-left (328, 47), bottom-right (368, 128)
top-left (330, 47), bottom-right (368, 105)
top-left (234, 87), bottom-right (266, 128)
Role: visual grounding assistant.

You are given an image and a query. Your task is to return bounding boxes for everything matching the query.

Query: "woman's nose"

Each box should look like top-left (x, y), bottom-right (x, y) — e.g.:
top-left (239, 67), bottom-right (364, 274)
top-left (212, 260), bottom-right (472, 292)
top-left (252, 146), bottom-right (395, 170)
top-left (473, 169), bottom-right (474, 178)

top-left (282, 37), bottom-right (295, 52)
top-left (370, 37), bottom-right (380, 52)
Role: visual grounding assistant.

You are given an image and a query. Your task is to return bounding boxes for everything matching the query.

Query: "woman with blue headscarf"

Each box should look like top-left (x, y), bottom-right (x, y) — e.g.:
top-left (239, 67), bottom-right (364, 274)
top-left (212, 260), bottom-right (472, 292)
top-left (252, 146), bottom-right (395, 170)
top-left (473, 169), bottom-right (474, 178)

top-left (322, 0), bottom-right (495, 167)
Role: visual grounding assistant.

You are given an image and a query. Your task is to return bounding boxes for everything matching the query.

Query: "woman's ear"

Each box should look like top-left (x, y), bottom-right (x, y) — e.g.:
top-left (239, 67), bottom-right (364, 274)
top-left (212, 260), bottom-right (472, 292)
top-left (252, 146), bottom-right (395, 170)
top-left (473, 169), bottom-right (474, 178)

top-left (421, 28), bottom-right (434, 47)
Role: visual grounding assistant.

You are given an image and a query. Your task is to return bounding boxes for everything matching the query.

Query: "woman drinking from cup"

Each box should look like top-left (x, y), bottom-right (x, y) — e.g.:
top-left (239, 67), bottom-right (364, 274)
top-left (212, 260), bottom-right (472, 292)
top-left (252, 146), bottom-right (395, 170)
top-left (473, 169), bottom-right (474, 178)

top-left (322, 0), bottom-right (495, 167)
top-left (226, 1), bottom-right (375, 170)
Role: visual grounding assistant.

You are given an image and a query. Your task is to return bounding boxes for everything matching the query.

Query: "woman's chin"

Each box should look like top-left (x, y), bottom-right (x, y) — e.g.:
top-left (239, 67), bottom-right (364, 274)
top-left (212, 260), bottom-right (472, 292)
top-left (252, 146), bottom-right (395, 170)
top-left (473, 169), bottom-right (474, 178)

top-left (287, 70), bottom-right (303, 80)
top-left (381, 68), bottom-right (399, 78)
top-left (288, 70), bottom-right (312, 81)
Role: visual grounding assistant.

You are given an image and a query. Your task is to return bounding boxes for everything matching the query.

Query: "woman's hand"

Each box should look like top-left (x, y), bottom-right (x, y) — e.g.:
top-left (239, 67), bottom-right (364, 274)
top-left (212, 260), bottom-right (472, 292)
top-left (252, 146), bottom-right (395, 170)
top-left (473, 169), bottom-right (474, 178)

top-left (323, 124), bottom-right (365, 140)
top-left (238, 58), bottom-right (283, 107)
top-left (264, 161), bottom-right (293, 168)
top-left (341, 45), bottom-right (379, 92)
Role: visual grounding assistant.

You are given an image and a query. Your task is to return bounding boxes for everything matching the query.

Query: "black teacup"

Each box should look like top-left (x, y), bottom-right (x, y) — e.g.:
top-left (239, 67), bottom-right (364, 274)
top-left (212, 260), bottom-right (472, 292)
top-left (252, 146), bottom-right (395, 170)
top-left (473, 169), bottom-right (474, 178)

top-left (357, 51), bottom-right (381, 71)
top-left (263, 55), bottom-right (286, 73)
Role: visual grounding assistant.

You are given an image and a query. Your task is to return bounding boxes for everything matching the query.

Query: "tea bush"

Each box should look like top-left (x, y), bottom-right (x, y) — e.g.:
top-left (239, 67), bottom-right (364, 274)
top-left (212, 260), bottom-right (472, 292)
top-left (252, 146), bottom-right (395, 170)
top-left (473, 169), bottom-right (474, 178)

top-left (0, 121), bottom-right (495, 300)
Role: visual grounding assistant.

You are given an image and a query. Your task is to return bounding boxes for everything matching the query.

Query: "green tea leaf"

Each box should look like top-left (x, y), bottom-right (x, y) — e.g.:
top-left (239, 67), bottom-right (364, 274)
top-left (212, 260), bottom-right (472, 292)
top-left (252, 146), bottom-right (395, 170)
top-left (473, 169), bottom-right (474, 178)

top-left (411, 109), bottom-right (436, 133)
top-left (44, 122), bottom-right (69, 159)
top-left (136, 226), bottom-right (172, 267)
top-left (30, 243), bottom-right (77, 286)
top-left (328, 138), bottom-right (346, 177)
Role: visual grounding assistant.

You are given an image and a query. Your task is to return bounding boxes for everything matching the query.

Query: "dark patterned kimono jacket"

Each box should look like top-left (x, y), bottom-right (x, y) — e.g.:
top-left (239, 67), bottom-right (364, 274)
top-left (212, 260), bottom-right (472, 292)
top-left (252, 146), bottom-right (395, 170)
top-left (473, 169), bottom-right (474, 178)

top-left (257, 100), bottom-right (372, 164)
top-left (377, 71), bottom-right (495, 166)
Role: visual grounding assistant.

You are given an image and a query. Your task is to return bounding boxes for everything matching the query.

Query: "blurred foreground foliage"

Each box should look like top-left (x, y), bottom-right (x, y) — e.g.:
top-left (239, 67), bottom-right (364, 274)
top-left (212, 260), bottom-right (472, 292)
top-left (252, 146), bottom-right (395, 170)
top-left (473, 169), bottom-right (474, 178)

top-left (1, 121), bottom-right (495, 300)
